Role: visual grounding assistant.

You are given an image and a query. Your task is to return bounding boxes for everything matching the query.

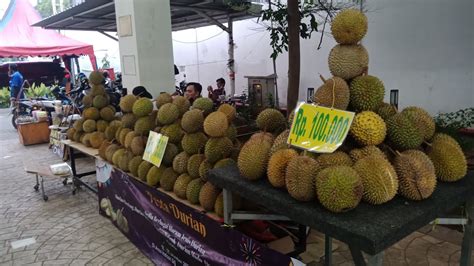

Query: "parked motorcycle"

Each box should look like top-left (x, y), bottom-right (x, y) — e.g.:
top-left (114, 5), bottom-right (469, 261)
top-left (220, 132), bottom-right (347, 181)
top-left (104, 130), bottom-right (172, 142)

top-left (10, 97), bottom-right (56, 129)
top-left (67, 73), bottom-right (121, 111)
top-left (174, 80), bottom-right (187, 96)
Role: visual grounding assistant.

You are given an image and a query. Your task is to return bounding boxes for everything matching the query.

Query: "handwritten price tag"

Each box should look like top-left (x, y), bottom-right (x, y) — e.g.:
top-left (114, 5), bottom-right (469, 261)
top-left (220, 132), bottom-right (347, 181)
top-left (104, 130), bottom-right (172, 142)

top-left (143, 131), bottom-right (169, 167)
top-left (288, 102), bottom-right (354, 153)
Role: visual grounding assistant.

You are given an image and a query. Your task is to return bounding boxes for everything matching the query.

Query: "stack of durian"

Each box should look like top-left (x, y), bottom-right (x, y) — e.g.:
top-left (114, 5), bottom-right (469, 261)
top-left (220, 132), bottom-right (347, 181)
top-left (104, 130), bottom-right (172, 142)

top-left (66, 72), bottom-right (119, 149)
top-left (237, 9), bottom-right (468, 213)
top-left (67, 78), bottom-right (243, 217)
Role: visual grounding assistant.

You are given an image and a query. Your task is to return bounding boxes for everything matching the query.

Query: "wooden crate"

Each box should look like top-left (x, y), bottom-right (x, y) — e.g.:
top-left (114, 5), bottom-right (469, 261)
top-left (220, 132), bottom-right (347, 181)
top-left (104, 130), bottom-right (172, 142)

top-left (17, 121), bottom-right (50, 146)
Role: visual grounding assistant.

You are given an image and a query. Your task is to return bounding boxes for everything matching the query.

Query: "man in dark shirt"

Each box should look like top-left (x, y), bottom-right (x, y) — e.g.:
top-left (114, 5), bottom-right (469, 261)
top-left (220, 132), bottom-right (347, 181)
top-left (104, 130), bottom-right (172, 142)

top-left (207, 78), bottom-right (226, 103)
top-left (185, 82), bottom-right (202, 105)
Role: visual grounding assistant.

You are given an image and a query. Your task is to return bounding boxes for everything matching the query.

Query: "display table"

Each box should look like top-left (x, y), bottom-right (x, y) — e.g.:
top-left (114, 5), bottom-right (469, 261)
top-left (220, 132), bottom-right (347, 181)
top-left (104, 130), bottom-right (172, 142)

top-left (96, 162), bottom-right (298, 265)
top-left (208, 166), bottom-right (474, 266)
top-left (61, 140), bottom-right (99, 194)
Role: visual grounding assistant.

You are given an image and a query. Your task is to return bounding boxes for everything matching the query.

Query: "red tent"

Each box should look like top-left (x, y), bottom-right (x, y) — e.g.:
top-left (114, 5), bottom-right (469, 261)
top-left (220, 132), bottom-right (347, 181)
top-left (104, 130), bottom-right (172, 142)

top-left (0, 0), bottom-right (97, 68)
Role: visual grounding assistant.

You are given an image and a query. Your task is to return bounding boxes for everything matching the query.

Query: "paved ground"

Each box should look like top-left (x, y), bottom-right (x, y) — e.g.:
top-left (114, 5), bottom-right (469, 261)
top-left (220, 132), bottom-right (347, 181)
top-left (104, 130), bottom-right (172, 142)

top-left (0, 109), bottom-right (152, 265)
top-left (0, 108), bottom-right (471, 265)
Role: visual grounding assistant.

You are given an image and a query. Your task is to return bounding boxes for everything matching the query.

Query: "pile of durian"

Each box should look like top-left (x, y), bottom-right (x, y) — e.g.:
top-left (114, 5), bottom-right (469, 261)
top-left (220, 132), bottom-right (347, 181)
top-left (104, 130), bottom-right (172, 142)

top-left (65, 72), bottom-right (118, 148)
top-left (237, 9), bottom-right (468, 213)
top-left (66, 72), bottom-right (242, 218)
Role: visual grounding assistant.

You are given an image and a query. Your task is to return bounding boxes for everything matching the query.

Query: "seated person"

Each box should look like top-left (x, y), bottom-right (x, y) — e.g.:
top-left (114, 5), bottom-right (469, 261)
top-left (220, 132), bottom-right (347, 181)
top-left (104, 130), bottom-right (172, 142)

top-left (132, 86), bottom-right (153, 99)
top-left (207, 78), bottom-right (226, 103)
top-left (184, 82), bottom-right (202, 105)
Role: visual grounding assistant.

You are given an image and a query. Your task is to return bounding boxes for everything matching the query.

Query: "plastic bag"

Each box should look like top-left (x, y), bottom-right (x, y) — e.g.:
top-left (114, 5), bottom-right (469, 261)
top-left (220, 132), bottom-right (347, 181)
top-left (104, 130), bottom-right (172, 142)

top-left (50, 163), bottom-right (71, 176)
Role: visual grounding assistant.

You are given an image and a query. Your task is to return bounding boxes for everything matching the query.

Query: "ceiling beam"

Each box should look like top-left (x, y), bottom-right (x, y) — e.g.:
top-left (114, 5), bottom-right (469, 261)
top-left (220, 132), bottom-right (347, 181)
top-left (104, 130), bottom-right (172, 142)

top-left (99, 31), bottom-right (119, 41)
top-left (72, 16), bottom-right (116, 23)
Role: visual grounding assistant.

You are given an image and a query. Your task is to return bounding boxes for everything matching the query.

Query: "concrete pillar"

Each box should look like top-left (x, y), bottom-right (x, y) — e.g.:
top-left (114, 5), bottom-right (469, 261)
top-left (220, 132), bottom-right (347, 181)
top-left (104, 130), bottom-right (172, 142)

top-left (115, 0), bottom-right (175, 97)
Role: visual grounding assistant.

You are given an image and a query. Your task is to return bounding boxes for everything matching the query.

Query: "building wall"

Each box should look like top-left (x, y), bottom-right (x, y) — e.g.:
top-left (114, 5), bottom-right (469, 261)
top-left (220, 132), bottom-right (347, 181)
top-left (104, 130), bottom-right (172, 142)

top-left (172, 0), bottom-right (474, 115)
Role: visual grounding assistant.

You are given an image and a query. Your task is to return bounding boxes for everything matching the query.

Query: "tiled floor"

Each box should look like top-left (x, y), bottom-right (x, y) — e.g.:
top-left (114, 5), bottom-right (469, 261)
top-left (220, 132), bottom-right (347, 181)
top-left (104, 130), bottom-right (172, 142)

top-left (0, 108), bottom-right (472, 265)
top-left (0, 109), bottom-right (151, 266)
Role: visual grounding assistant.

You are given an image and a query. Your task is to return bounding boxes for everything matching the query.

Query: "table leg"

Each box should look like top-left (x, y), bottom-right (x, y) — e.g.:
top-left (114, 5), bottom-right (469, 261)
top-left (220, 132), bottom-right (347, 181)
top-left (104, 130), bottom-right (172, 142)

top-left (296, 225), bottom-right (307, 253)
top-left (349, 246), bottom-right (384, 266)
top-left (69, 146), bottom-right (77, 176)
top-left (325, 235), bottom-right (332, 266)
top-left (40, 176), bottom-right (48, 201)
top-left (223, 188), bottom-right (233, 225)
top-left (34, 174), bottom-right (39, 191)
top-left (367, 252), bottom-right (383, 266)
top-left (69, 146), bottom-right (78, 195)
top-left (349, 246), bottom-right (365, 266)
top-left (288, 225), bottom-right (307, 257)
top-left (460, 197), bottom-right (473, 266)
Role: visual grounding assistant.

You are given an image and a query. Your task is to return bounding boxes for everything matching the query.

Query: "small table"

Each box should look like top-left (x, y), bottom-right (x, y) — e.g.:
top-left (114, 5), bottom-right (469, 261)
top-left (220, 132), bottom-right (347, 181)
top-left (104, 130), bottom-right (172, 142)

top-left (24, 164), bottom-right (70, 201)
top-left (208, 166), bottom-right (474, 266)
top-left (61, 140), bottom-right (99, 195)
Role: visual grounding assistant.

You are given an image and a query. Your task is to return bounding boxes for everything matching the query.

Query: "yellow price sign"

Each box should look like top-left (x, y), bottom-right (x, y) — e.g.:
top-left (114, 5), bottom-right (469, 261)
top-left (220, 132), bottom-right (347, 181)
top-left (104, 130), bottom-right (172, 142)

top-left (143, 131), bottom-right (169, 167)
top-left (288, 102), bottom-right (355, 153)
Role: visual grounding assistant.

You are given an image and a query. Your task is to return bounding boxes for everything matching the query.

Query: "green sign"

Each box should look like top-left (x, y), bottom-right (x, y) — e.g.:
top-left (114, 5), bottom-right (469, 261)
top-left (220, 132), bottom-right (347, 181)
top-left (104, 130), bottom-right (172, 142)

top-left (143, 131), bottom-right (169, 167)
top-left (288, 102), bottom-right (355, 153)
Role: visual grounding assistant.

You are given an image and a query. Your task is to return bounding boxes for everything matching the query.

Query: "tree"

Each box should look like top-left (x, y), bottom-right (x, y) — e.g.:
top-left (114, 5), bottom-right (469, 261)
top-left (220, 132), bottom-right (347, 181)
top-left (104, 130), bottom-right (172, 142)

top-left (287, 0), bottom-right (300, 114)
top-left (35, 0), bottom-right (72, 18)
top-left (101, 54), bottom-right (111, 69)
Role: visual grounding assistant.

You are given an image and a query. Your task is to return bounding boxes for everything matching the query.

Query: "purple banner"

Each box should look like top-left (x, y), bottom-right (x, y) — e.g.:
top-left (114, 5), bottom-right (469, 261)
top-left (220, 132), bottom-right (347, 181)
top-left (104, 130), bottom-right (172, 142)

top-left (97, 162), bottom-right (294, 266)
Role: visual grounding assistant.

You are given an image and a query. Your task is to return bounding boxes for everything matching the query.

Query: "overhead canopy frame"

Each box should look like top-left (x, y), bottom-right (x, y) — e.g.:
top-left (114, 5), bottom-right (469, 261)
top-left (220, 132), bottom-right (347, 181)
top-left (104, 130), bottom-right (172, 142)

top-left (34, 0), bottom-right (261, 96)
top-left (33, 0), bottom-right (260, 33)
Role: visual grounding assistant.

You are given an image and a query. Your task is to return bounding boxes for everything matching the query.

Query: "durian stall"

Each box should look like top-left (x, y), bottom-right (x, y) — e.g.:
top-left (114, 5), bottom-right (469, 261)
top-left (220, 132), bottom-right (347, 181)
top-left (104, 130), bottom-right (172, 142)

top-left (61, 71), bottom-right (305, 264)
top-left (57, 8), bottom-right (474, 266)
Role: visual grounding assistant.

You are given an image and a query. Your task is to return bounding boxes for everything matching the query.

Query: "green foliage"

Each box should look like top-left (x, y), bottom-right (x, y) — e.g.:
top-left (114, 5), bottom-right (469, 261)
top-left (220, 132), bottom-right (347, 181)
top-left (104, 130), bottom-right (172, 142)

top-left (0, 87), bottom-right (10, 108)
top-left (260, 1), bottom-right (319, 60)
top-left (35, 0), bottom-right (72, 18)
top-left (435, 108), bottom-right (474, 151)
top-left (267, 93), bottom-right (275, 108)
top-left (223, 0), bottom-right (252, 11)
top-left (25, 83), bottom-right (51, 99)
top-left (101, 54), bottom-right (111, 69)
top-left (435, 108), bottom-right (474, 129)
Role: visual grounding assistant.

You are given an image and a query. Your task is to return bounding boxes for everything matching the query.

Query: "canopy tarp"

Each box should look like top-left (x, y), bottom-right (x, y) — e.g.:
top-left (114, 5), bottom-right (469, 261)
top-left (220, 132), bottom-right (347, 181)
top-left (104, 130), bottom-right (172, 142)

top-left (0, 0), bottom-right (96, 68)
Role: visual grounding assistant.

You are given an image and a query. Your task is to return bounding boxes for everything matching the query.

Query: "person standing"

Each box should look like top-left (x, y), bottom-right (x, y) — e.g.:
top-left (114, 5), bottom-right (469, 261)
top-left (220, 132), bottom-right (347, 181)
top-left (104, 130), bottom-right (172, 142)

top-left (8, 63), bottom-right (25, 101)
top-left (185, 82), bottom-right (202, 105)
top-left (207, 78), bottom-right (226, 103)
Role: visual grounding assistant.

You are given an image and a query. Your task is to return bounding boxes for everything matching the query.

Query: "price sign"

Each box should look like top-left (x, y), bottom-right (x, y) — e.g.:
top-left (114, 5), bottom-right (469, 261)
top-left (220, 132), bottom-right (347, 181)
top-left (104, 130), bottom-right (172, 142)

top-left (288, 102), bottom-right (354, 153)
top-left (143, 131), bottom-right (169, 167)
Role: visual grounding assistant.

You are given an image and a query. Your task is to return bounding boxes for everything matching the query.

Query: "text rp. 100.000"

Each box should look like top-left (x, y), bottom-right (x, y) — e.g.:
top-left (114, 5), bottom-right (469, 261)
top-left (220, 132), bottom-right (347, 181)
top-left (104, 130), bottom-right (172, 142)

top-left (287, 103), bottom-right (354, 153)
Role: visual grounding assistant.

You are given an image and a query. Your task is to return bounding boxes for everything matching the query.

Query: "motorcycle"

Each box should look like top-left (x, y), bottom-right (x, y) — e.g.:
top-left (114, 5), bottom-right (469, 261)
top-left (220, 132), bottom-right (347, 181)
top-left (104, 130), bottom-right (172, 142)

top-left (66, 73), bottom-right (121, 111)
top-left (10, 97), bottom-right (56, 129)
top-left (103, 83), bottom-right (122, 111)
top-left (174, 80), bottom-right (187, 96)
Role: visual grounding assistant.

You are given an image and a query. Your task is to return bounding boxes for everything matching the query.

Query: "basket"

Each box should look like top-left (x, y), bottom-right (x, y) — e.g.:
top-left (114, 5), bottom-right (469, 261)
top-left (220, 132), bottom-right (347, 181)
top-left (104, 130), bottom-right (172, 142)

top-left (17, 121), bottom-right (51, 146)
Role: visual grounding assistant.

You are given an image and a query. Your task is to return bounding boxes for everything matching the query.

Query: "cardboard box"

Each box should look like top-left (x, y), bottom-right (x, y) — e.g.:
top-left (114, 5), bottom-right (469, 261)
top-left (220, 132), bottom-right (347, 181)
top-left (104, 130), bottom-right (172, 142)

top-left (49, 127), bottom-right (67, 158)
top-left (17, 121), bottom-right (50, 146)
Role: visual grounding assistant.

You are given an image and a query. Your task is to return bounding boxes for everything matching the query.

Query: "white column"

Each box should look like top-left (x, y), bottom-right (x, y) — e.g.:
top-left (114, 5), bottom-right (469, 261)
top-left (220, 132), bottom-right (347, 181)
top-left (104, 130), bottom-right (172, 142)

top-left (115, 0), bottom-right (175, 97)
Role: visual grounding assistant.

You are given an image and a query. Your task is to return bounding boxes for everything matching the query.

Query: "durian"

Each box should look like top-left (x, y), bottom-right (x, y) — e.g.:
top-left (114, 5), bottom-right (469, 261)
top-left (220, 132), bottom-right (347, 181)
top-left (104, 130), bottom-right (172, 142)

top-left (267, 149), bottom-right (298, 188)
top-left (353, 155), bottom-right (398, 205)
top-left (328, 44), bottom-right (368, 80)
top-left (316, 166), bottom-right (363, 213)
top-left (285, 155), bottom-right (319, 201)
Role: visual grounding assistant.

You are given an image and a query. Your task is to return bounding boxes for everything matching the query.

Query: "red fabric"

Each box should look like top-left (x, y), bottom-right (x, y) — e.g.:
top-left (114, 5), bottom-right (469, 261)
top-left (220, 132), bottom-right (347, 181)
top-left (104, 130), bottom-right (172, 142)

top-left (0, 0), bottom-right (96, 69)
